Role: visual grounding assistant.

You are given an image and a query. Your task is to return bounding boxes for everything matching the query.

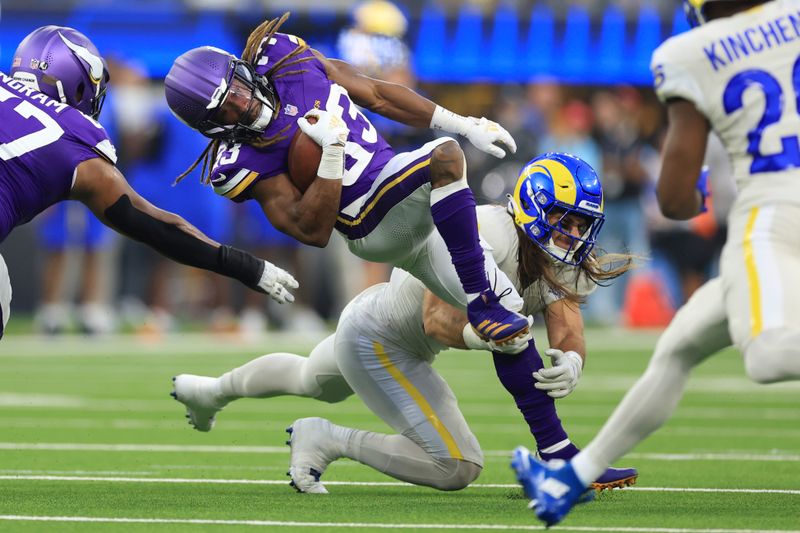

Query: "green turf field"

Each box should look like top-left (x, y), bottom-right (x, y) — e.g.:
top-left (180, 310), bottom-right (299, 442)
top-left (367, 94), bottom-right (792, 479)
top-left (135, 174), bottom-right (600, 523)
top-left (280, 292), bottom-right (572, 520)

top-left (0, 329), bottom-right (798, 532)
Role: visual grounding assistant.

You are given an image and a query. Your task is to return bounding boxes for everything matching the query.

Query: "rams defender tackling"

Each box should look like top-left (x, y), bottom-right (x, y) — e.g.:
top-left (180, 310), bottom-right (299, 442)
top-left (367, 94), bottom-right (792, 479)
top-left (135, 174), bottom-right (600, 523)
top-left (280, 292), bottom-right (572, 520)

top-left (513, 0), bottom-right (800, 526)
top-left (171, 153), bottom-right (637, 494)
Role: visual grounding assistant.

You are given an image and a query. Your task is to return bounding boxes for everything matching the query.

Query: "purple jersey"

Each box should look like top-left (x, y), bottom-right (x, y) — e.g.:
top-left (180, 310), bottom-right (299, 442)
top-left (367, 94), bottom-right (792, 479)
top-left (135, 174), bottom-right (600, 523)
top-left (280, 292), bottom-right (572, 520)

top-left (0, 72), bottom-right (116, 242)
top-left (209, 33), bottom-right (395, 216)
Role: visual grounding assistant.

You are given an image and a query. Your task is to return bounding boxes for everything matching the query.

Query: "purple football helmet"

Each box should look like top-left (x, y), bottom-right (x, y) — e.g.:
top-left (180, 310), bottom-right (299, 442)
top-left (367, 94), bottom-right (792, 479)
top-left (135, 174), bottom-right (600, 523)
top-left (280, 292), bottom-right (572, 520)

top-left (11, 26), bottom-right (109, 118)
top-left (165, 46), bottom-right (277, 142)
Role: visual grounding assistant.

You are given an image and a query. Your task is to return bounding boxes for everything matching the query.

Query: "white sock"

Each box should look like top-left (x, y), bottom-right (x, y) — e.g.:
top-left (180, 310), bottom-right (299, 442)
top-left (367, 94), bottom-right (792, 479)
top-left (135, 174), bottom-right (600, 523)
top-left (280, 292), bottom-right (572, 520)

top-left (539, 439), bottom-right (572, 456)
top-left (571, 451), bottom-right (603, 487)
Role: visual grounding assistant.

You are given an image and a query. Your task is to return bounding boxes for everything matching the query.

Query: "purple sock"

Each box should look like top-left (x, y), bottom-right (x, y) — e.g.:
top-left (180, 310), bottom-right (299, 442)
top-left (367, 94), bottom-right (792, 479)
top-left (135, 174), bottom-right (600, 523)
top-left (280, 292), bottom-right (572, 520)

top-left (430, 187), bottom-right (489, 295)
top-left (492, 341), bottom-right (570, 450)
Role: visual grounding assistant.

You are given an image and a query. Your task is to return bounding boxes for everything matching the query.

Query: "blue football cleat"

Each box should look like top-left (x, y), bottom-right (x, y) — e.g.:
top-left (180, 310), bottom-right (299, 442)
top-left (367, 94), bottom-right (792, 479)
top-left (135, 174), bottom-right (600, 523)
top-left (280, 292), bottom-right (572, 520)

top-left (591, 465), bottom-right (638, 491)
top-left (467, 288), bottom-right (530, 345)
top-left (511, 446), bottom-right (593, 527)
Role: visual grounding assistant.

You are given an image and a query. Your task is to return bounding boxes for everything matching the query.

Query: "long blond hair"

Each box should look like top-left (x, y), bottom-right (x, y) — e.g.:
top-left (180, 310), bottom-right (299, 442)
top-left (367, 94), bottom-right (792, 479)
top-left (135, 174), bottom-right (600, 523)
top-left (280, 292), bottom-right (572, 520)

top-left (515, 224), bottom-right (638, 304)
top-left (176, 12), bottom-right (312, 185)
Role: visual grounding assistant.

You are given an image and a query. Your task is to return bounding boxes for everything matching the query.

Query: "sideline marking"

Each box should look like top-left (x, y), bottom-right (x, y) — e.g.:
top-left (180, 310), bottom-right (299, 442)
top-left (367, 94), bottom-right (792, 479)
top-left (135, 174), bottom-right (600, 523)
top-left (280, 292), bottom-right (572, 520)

top-left (0, 515), bottom-right (797, 532)
top-left (3, 442), bottom-right (799, 463)
top-left (2, 475), bottom-right (799, 495)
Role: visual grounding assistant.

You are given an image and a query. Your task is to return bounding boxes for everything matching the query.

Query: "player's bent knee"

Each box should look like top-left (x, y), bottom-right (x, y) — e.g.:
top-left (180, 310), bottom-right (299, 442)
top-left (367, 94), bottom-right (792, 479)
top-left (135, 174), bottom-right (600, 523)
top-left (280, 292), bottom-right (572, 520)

top-left (430, 140), bottom-right (465, 188)
top-left (312, 376), bottom-right (354, 404)
top-left (430, 458), bottom-right (482, 491)
top-left (743, 328), bottom-right (800, 384)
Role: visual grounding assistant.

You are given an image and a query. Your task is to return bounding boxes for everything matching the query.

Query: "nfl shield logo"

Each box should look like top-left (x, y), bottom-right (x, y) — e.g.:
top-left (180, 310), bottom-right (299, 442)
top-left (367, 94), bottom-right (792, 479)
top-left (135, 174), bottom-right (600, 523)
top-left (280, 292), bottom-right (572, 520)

top-left (284, 104), bottom-right (298, 117)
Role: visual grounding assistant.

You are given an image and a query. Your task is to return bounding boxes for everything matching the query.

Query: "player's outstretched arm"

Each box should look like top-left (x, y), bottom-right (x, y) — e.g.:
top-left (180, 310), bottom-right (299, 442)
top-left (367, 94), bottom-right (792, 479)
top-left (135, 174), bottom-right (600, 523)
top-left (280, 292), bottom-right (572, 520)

top-left (533, 299), bottom-right (586, 399)
top-left (71, 158), bottom-right (298, 303)
top-left (422, 289), bottom-right (531, 354)
top-left (318, 52), bottom-right (516, 159)
top-left (657, 98), bottom-right (711, 220)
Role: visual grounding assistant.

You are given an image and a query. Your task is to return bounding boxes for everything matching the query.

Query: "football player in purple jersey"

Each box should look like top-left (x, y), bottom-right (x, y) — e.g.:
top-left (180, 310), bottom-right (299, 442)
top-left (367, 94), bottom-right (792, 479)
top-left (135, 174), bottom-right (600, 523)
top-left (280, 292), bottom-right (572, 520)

top-left (0, 26), bottom-right (299, 339)
top-left (165, 13), bottom-right (531, 350)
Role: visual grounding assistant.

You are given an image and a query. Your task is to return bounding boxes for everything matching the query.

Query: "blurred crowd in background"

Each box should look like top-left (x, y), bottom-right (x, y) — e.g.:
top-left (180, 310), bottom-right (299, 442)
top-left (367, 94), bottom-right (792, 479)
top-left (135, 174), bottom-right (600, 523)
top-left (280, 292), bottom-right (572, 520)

top-left (0, 0), bottom-right (735, 337)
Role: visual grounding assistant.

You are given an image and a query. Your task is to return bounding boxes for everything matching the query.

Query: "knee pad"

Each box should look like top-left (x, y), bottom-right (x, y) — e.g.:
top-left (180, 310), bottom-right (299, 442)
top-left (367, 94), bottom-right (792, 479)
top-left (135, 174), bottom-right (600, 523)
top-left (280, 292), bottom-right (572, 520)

top-left (743, 328), bottom-right (800, 384)
top-left (430, 458), bottom-right (482, 491)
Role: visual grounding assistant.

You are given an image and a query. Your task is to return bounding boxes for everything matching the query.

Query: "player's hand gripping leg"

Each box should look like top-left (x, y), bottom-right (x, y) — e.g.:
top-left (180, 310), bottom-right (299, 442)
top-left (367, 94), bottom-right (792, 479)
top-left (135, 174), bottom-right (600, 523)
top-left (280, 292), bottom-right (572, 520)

top-left (467, 288), bottom-right (531, 345)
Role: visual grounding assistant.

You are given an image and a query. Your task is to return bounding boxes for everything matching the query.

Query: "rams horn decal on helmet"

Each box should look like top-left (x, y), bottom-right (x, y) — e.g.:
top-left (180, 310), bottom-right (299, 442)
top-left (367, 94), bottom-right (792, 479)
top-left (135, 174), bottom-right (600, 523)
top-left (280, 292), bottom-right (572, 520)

top-left (507, 152), bottom-right (605, 266)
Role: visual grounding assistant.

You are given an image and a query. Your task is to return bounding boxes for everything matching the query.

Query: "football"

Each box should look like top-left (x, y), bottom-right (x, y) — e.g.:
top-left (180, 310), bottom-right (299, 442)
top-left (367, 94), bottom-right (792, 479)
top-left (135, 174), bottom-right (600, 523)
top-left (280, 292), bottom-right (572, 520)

top-left (287, 118), bottom-right (322, 193)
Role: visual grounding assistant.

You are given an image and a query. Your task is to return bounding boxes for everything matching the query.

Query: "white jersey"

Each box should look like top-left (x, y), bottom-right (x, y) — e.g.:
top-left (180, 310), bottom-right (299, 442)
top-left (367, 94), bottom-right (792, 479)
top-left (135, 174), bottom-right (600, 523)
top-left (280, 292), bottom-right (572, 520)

top-left (341, 205), bottom-right (596, 360)
top-left (651, 0), bottom-right (800, 203)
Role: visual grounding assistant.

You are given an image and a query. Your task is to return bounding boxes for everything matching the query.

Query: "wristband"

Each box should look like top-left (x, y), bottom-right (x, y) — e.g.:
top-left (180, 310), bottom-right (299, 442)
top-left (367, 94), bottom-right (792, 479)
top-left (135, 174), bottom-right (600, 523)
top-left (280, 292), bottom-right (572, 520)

top-left (217, 245), bottom-right (264, 289)
top-left (317, 145), bottom-right (345, 180)
top-left (430, 105), bottom-right (470, 135)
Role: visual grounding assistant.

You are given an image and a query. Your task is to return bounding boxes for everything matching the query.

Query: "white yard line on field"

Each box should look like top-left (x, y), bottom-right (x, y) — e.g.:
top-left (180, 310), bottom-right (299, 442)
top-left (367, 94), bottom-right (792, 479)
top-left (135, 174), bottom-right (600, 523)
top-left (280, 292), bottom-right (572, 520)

top-left (0, 328), bottom-right (670, 356)
top-left (0, 515), bottom-right (796, 532)
top-left (0, 333), bottom-right (330, 357)
top-left (3, 442), bottom-right (800, 463)
top-left (2, 475), bottom-right (800, 495)
top-left (0, 442), bottom-right (287, 453)
top-left (483, 450), bottom-right (800, 461)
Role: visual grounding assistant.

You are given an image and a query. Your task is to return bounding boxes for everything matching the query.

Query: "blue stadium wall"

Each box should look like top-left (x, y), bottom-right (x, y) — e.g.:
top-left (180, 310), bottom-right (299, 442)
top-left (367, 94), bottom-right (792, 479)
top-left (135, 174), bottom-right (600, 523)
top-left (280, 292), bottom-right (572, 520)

top-left (0, 4), bottom-right (690, 85)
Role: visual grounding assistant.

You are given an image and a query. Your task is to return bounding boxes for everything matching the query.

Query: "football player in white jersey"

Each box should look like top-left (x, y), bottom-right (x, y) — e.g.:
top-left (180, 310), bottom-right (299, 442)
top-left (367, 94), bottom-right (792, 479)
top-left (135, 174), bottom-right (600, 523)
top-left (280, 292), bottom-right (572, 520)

top-left (171, 153), bottom-right (637, 493)
top-left (513, 0), bottom-right (800, 526)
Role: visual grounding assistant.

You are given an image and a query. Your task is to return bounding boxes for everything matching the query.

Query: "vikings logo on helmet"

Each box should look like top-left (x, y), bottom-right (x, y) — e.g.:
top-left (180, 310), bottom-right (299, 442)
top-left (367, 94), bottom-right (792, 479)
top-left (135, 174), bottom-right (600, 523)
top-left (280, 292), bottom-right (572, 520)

top-left (507, 152), bottom-right (604, 266)
top-left (10, 26), bottom-right (109, 119)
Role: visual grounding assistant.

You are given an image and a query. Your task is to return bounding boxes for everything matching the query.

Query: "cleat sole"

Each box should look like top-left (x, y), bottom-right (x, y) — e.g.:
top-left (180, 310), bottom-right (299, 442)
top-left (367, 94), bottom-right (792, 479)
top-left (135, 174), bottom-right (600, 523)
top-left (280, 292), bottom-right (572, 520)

top-left (476, 326), bottom-right (530, 345)
top-left (591, 475), bottom-right (638, 492)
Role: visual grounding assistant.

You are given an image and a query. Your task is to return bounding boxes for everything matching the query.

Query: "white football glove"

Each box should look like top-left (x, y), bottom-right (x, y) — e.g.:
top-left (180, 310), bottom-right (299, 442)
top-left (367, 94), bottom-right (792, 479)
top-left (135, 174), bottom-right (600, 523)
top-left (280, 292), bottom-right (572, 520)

top-left (462, 315), bottom-right (534, 355)
top-left (257, 260), bottom-right (299, 304)
top-left (297, 109), bottom-right (348, 149)
top-left (430, 105), bottom-right (517, 159)
top-left (533, 349), bottom-right (583, 399)
top-left (462, 117), bottom-right (517, 159)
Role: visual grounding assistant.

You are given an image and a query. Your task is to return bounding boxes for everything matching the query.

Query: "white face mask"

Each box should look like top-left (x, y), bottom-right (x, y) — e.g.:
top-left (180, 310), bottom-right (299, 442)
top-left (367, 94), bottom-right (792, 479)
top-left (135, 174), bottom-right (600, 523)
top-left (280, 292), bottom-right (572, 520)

top-left (546, 238), bottom-right (577, 264)
top-left (248, 88), bottom-right (274, 131)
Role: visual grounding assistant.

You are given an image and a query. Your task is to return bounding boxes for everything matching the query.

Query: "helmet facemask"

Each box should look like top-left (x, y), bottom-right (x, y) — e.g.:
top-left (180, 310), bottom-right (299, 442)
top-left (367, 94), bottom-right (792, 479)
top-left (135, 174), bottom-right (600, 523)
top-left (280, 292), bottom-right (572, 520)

top-left (200, 60), bottom-right (277, 142)
top-left (509, 190), bottom-right (604, 266)
top-left (541, 203), bottom-right (604, 266)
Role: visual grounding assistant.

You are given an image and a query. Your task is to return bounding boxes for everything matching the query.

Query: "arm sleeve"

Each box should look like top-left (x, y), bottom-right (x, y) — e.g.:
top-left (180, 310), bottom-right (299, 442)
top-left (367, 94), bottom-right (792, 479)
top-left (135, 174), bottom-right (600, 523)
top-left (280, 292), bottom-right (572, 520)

top-left (104, 195), bottom-right (264, 290)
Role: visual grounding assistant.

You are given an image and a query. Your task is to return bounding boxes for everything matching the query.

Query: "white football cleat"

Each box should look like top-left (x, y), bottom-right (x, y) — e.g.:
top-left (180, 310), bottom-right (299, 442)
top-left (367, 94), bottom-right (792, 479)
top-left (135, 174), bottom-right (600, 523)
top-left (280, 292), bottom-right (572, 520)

top-left (170, 374), bottom-right (227, 432)
top-left (286, 417), bottom-right (340, 494)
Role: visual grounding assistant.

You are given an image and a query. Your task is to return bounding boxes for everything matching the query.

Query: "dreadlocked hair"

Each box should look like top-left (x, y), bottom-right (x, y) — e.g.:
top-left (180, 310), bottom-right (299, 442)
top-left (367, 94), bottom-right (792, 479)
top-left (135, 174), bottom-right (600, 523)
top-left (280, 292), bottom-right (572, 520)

top-left (174, 139), bottom-right (221, 186)
top-left (242, 11), bottom-right (313, 152)
top-left (515, 225), bottom-right (639, 304)
top-left (175, 12), bottom-right (313, 185)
